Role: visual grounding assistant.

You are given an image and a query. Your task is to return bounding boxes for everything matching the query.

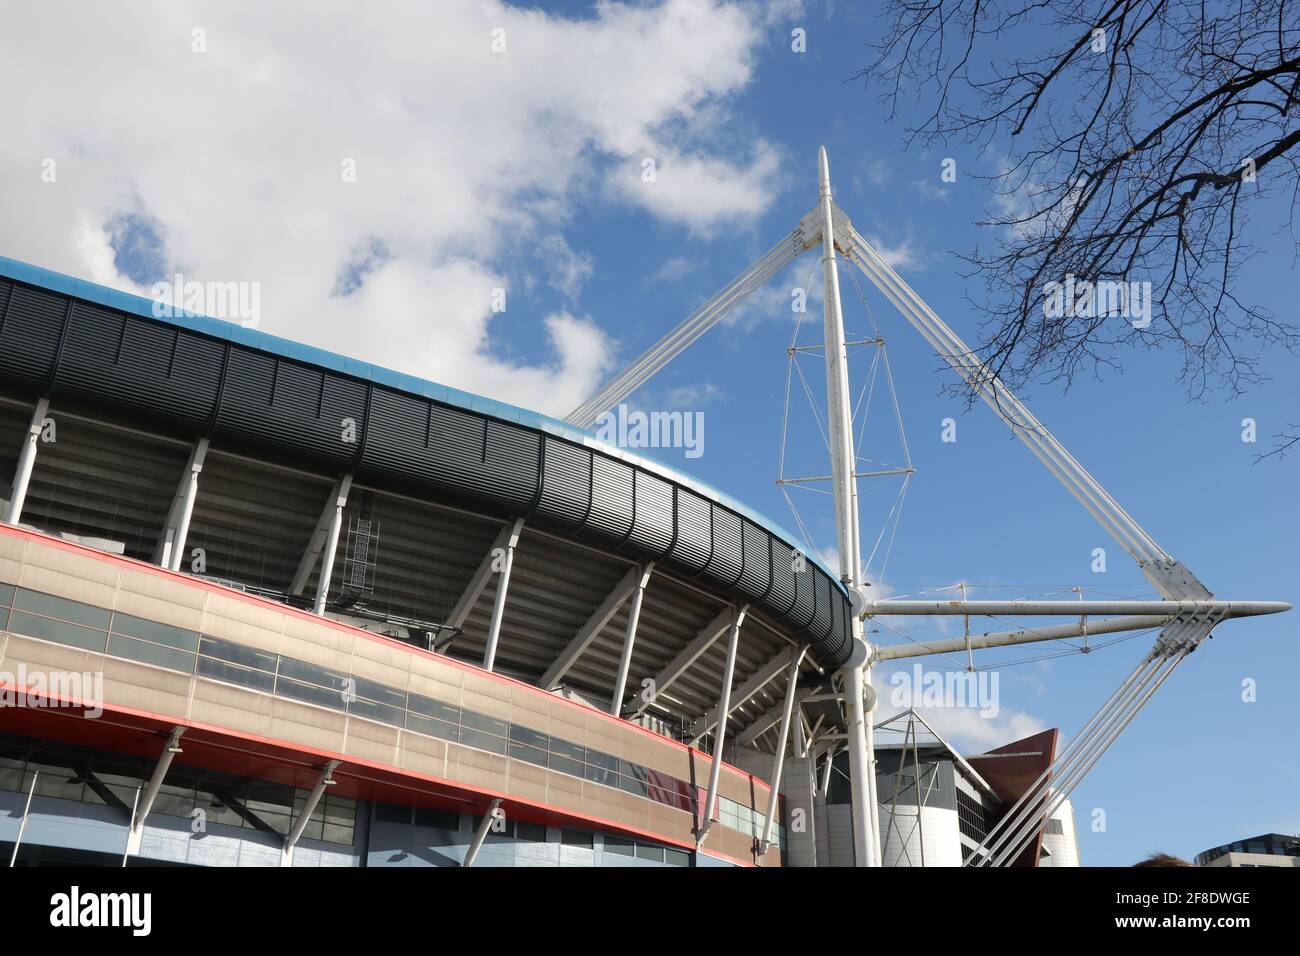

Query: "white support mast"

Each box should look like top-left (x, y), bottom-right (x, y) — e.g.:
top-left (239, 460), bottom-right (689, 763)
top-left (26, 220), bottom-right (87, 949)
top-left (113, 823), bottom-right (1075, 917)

top-left (818, 146), bottom-right (879, 868)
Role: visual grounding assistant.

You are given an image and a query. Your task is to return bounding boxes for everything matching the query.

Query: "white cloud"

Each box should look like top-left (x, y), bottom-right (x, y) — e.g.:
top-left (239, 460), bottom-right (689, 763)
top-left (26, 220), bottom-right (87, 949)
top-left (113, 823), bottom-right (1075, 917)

top-left (0, 0), bottom-right (787, 416)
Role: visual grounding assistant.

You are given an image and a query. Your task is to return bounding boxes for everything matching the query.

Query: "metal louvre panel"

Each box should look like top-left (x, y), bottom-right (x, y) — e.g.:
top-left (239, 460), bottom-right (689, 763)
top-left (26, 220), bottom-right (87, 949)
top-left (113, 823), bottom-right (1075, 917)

top-left (535, 436), bottom-right (589, 531)
top-left (666, 488), bottom-right (711, 574)
top-left (789, 554), bottom-right (817, 630)
top-left (422, 401), bottom-right (489, 498)
top-left (736, 519), bottom-right (772, 602)
top-left (214, 349), bottom-right (362, 471)
top-left (582, 455), bottom-right (634, 547)
top-left (357, 387), bottom-right (435, 491)
top-left (767, 538), bottom-right (798, 617)
top-left (699, 505), bottom-right (743, 592)
top-left (0, 281), bottom-right (10, 327)
top-left (0, 284), bottom-right (64, 389)
top-left (627, 469), bottom-right (674, 559)
top-left (54, 304), bottom-right (222, 432)
top-left (483, 420), bottom-right (540, 512)
top-left (807, 570), bottom-right (832, 641)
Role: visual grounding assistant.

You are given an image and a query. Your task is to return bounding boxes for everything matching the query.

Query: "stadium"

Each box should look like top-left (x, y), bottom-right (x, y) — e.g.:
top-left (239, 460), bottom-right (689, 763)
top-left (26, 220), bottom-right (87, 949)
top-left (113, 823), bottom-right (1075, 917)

top-left (0, 153), bottom-right (1287, 871)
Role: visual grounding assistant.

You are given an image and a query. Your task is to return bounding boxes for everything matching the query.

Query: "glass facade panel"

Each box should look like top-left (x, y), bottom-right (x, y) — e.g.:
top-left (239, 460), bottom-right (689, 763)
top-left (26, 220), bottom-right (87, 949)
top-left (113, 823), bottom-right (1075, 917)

top-left (106, 633), bottom-right (197, 673)
top-left (7, 610), bottom-right (107, 652)
top-left (14, 589), bottom-right (112, 629)
top-left (110, 613), bottom-right (199, 652)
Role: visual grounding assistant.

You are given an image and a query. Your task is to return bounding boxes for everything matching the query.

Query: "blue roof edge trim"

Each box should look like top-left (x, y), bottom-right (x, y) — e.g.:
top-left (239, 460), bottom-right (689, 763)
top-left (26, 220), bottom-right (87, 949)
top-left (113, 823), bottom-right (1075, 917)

top-left (0, 255), bottom-right (845, 593)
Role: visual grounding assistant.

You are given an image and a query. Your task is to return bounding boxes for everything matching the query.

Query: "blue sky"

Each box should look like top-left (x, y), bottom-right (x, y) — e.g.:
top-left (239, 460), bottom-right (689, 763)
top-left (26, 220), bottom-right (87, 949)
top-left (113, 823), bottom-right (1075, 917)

top-left (2, 0), bottom-right (1295, 866)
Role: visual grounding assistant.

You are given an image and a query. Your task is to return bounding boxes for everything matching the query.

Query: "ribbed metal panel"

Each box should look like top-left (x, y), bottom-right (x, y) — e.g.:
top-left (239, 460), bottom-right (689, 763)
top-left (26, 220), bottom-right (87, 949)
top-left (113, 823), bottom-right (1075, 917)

top-left (789, 553), bottom-right (817, 630)
top-left (737, 519), bottom-right (772, 602)
top-left (627, 470), bottom-right (674, 559)
top-left (583, 455), bottom-right (634, 547)
top-left (54, 304), bottom-right (222, 432)
top-left (767, 539), bottom-right (798, 617)
top-left (483, 420), bottom-right (540, 512)
top-left (666, 488), bottom-right (711, 575)
top-left (700, 505), bottom-right (744, 592)
top-left (808, 570), bottom-right (833, 640)
top-left (0, 285), bottom-right (63, 389)
top-left (535, 437), bottom-right (590, 531)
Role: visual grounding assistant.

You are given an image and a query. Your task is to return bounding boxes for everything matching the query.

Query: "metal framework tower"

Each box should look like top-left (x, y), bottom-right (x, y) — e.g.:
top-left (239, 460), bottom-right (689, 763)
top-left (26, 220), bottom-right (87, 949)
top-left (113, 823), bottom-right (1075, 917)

top-left (564, 147), bottom-right (1289, 867)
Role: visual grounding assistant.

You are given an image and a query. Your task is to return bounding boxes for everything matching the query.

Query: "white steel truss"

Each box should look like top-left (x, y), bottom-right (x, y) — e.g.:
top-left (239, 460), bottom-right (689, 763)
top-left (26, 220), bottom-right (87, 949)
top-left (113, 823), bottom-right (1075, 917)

top-left (563, 147), bottom-right (1290, 868)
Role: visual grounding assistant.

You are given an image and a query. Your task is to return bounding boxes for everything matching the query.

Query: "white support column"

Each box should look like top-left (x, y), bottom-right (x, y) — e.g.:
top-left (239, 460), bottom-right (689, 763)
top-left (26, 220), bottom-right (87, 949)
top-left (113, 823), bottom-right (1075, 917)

top-left (125, 726), bottom-right (185, 858)
top-left (817, 146), bottom-right (877, 867)
top-left (758, 647), bottom-right (804, 855)
top-left (3, 398), bottom-right (49, 526)
top-left (166, 437), bottom-right (209, 572)
top-left (482, 519), bottom-right (524, 672)
top-left (609, 563), bottom-right (654, 715)
top-left (281, 759), bottom-right (340, 866)
top-left (290, 475), bottom-right (353, 597)
top-left (463, 798), bottom-right (503, 868)
top-left (687, 644), bottom-right (803, 745)
top-left (312, 479), bottom-right (352, 615)
top-left (541, 563), bottom-right (646, 691)
top-left (696, 605), bottom-right (746, 850)
top-left (623, 606), bottom-right (732, 718)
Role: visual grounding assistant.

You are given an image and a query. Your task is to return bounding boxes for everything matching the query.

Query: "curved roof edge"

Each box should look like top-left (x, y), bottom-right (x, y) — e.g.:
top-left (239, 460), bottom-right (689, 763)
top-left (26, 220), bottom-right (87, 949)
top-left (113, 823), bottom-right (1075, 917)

top-left (0, 255), bottom-right (845, 593)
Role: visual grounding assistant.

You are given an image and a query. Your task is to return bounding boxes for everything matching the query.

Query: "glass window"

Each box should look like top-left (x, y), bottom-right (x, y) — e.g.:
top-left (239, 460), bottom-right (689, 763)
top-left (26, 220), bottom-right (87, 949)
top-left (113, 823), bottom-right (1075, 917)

top-left (14, 589), bottom-right (112, 629)
top-left (107, 634), bottom-right (196, 673)
top-left (110, 613), bottom-right (199, 652)
top-left (7, 610), bottom-right (107, 652)
top-left (277, 656), bottom-right (348, 692)
top-left (196, 655), bottom-right (275, 693)
top-left (198, 635), bottom-right (276, 673)
top-left (561, 828), bottom-right (594, 848)
top-left (405, 713), bottom-right (459, 742)
top-left (515, 821), bottom-right (547, 843)
top-left (347, 696), bottom-right (405, 727)
top-left (587, 750), bottom-right (619, 774)
top-left (508, 742), bottom-right (548, 767)
top-left (461, 710), bottom-right (508, 738)
top-left (413, 807), bottom-right (460, 830)
top-left (458, 727), bottom-right (508, 756)
top-left (351, 675), bottom-right (406, 710)
top-left (635, 843), bottom-right (665, 862)
top-left (509, 724), bottom-right (548, 749)
top-left (548, 754), bottom-right (585, 778)
top-left (585, 763), bottom-right (618, 788)
top-left (374, 802), bottom-right (411, 824)
top-left (0, 583), bottom-right (15, 606)
top-left (549, 738), bottom-right (585, 762)
top-left (407, 694), bottom-right (460, 723)
top-left (276, 677), bottom-right (346, 711)
top-left (665, 848), bottom-right (691, 867)
top-left (604, 836), bottom-right (635, 857)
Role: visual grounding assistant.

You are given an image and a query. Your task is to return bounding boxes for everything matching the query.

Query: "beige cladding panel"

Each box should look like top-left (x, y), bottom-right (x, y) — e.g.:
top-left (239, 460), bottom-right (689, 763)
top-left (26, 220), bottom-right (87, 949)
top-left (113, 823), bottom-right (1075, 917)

top-left (98, 656), bottom-right (192, 719)
top-left (398, 730), bottom-right (449, 779)
top-left (406, 664), bottom-right (464, 709)
top-left (449, 741), bottom-right (509, 792)
top-left (343, 716), bottom-right (401, 765)
top-left (19, 562), bottom-right (118, 613)
top-left (0, 535), bottom-right (27, 585)
top-left (268, 697), bottom-right (346, 754)
top-left (505, 758), bottom-right (548, 803)
top-left (189, 680), bottom-right (276, 739)
top-left (115, 568), bottom-right (207, 632)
